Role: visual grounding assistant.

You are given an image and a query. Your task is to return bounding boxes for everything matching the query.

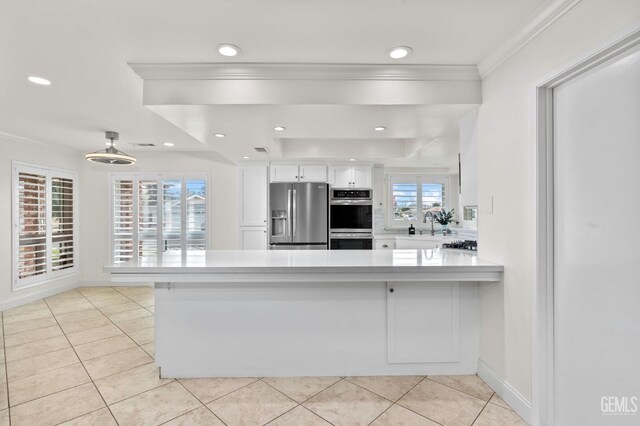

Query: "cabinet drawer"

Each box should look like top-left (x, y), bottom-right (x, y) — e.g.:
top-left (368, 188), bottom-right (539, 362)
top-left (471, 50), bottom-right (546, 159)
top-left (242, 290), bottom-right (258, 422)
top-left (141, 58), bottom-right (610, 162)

top-left (374, 240), bottom-right (395, 250)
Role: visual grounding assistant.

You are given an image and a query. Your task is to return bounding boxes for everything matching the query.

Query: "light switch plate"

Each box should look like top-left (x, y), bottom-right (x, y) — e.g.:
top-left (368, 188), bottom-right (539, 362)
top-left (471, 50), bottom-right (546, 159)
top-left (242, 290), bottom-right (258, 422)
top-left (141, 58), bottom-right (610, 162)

top-left (485, 196), bottom-right (494, 214)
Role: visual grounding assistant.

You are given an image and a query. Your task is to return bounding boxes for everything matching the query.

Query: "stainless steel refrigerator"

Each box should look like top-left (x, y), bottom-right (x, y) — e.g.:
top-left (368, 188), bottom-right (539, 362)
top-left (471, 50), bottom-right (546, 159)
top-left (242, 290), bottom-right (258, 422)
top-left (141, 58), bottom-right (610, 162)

top-left (269, 182), bottom-right (328, 249)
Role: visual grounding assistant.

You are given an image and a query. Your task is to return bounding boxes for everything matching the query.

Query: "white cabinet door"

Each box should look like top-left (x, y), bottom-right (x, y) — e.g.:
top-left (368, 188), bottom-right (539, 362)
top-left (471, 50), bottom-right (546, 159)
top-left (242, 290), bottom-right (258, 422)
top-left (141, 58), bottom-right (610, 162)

top-left (299, 165), bottom-right (327, 182)
top-left (270, 165), bottom-right (299, 182)
top-left (240, 227), bottom-right (268, 249)
top-left (387, 282), bottom-right (459, 363)
top-left (239, 165), bottom-right (268, 227)
top-left (374, 239), bottom-right (394, 250)
top-left (329, 166), bottom-right (352, 188)
top-left (352, 166), bottom-right (372, 188)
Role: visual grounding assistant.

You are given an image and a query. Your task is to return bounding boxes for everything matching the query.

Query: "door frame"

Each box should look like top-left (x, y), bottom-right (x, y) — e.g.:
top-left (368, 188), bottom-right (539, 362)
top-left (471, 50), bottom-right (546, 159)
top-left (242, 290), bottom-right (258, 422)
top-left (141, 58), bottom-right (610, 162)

top-left (533, 20), bottom-right (640, 426)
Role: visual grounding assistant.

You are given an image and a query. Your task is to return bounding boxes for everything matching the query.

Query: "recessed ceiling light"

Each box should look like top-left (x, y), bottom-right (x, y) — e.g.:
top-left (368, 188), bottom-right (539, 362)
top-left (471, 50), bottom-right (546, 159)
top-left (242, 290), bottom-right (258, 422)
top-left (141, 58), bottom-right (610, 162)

top-left (274, 126), bottom-right (286, 131)
top-left (163, 142), bottom-right (174, 147)
top-left (349, 158), bottom-right (357, 162)
top-left (242, 156), bottom-right (250, 159)
top-left (387, 46), bottom-right (413, 59)
top-left (374, 126), bottom-right (386, 131)
top-left (217, 44), bottom-right (240, 57)
top-left (27, 76), bottom-right (51, 86)
top-left (214, 133), bottom-right (226, 138)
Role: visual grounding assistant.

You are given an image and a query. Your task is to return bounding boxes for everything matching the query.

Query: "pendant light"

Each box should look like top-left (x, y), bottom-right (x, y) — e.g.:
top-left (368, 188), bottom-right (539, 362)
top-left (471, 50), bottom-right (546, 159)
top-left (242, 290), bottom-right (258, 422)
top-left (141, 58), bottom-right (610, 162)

top-left (85, 131), bottom-right (136, 165)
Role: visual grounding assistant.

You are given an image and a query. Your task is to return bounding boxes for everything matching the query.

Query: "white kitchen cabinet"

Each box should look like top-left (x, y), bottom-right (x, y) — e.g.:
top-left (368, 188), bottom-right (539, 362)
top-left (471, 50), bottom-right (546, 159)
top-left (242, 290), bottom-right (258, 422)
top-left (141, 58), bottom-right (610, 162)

top-left (329, 166), bottom-right (353, 187)
top-left (270, 164), bottom-right (327, 183)
top-left (374, 239), bottom-right (395, 250)
top-left (387, 282), bottom-right (460, 363)
top-left (328, 165), bottom-right (372, 188)
top-left (240, 227), bottom-right (268, 249)
top-left (299, 164), bottom-right (327, 182)
top-left (352, 166), bottom-right (372, 187)
top-left (239, 165), bottom-right (268, 227)
top-left (270, 164), bottom-right (300, 182)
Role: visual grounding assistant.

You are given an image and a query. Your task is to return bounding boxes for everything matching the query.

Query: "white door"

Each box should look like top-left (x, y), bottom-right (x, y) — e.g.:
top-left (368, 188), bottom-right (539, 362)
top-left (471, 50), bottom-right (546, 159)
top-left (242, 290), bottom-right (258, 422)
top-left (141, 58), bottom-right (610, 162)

top-left (329, 166), bottom-right (352, 188)
top-left (240, 227), bottom-right (267, 249)
top-left (239, 165), bottom-right (268, 227)
top-left (387, 282), bottom-right (459, 363)
top-left (299, 165), bottom-right (327, 182)
top-left (553, 45), bottom-right (640, 425)
top-left (270, 164), bottom-right (299, 182)
top-left (352, 166), bottom-right (372, 188)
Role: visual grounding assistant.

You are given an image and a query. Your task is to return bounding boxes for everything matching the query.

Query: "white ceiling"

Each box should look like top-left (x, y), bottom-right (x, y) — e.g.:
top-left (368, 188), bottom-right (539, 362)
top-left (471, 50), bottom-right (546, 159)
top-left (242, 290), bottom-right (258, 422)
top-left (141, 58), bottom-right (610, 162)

top-left (0, 0), bottom-right (546, 165)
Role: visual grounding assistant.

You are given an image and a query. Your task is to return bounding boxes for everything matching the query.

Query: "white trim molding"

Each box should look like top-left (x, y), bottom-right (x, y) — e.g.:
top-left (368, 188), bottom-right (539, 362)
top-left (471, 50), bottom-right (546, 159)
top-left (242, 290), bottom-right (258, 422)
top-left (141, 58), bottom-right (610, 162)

top-left (478, 0), bottom-right (583, 78)
top-left (533, 19), bottom-right (640, 426)
top-left (129, 63), bottom-right (480, 81)
top-left (478, 359), bottom-right (532, 425)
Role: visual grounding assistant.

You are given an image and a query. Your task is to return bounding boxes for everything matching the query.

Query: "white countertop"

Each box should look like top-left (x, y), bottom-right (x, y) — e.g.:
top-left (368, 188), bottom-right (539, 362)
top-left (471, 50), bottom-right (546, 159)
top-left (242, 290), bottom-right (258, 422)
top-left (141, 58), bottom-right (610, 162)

top-left (105, 249), bottom-right (502, 283)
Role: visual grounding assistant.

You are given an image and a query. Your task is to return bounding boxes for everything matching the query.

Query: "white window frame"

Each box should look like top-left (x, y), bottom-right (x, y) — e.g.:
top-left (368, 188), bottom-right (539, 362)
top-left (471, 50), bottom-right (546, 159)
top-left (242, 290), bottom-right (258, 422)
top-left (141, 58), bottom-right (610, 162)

top-left (386, 174), bottom-right (451, 229)
top-left (109, 172), bottom-right (209, 263)
top-left (12, 161), bottom-right (79, 290)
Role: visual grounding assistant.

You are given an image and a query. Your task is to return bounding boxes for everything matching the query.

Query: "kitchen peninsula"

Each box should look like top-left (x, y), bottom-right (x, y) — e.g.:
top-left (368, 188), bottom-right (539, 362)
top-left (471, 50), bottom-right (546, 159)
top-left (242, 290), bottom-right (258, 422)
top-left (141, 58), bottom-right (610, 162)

top-left (105, 249), bottom-right (502, 378)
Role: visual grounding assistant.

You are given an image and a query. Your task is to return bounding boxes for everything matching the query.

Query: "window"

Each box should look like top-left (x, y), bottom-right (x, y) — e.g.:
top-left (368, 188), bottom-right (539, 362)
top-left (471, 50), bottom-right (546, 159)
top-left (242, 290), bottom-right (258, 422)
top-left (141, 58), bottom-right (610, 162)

top-left (110, 174), bottom-right (207, 263)
top-left (13, 162), bottom-right (78, 289)
top-left (388, 175), bottom-right (449, 228)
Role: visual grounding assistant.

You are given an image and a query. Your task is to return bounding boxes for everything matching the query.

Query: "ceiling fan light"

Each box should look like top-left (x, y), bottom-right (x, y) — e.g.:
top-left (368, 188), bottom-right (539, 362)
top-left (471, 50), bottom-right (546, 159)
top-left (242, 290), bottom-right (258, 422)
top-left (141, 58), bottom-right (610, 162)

top-left (85, 131), bottom-right (136, 165)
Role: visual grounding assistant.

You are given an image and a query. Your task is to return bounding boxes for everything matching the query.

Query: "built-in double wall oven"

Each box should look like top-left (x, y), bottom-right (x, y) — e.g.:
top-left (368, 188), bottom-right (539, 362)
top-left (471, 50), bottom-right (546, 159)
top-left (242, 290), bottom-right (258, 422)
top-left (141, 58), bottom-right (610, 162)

top-left (329, 188), bottom-right (373, 250)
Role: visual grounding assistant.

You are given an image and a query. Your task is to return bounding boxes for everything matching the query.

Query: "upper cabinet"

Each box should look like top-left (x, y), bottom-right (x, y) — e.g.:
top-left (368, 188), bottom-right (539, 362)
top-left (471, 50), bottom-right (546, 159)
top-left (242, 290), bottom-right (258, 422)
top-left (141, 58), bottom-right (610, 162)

top-left (459, 108), bottom-right (478, 207)
top-left (270, 164), bottom-right (327, 183)
top-left (239, 165), bottom-right (268, 227)
top-left (328, 165), bottom-right (372, 188)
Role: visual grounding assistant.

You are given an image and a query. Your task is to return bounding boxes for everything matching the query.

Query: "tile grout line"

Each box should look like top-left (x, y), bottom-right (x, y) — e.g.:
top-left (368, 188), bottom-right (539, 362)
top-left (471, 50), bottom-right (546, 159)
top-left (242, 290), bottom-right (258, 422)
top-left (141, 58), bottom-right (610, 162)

top-left (470, 394), bottom-right (493, 426)
top-left (363, 376), bottom-right (446, 426)
top-left (42, 291), bottom-right (122, 426)
top-left (166, 380), bottom-right (229, 426)
top-left (423, 376), bottom-right (496, 403)
top-left (260, 377), bottom-right (341, 426)
top-left (379, 377), bottom-right (448, 426)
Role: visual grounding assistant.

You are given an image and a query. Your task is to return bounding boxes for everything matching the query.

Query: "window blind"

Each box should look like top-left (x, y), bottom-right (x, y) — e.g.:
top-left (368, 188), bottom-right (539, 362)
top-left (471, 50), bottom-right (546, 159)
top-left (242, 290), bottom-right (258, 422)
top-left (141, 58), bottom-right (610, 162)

top-left (388, 175), bottom-right (450, 228)
top-left (51, 177), bottom-right (74, 271)
top-left (112, 179), bottom-right (134, 264)
top-left (111, 174), bottom-right (208, 263)
top-left (17, 172), bottom-right (47, 280)
top-left (13, 163), bottom-right (78, 288)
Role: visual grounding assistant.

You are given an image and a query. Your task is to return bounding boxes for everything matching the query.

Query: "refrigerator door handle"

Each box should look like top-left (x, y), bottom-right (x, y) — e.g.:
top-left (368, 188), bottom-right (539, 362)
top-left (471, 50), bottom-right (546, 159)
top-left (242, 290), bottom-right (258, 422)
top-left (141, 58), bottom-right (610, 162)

top-left (292, 189), bottom-right (297, 237)
top-left (287, 189), bottom-right (292, 237)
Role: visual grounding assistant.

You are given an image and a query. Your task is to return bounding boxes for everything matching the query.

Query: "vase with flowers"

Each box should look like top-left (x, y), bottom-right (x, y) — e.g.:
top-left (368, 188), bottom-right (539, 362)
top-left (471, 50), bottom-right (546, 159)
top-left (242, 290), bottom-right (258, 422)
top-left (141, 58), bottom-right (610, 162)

top-left (434, 209), bottom-right (455, 235)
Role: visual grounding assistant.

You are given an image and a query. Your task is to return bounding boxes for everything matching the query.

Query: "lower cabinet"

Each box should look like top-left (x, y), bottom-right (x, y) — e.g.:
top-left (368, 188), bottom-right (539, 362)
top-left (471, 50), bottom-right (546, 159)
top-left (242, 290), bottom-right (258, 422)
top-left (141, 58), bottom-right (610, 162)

top-left (374, 239), bottom-right (395, 250)
top-left (387, 282), bottom-right (460, 363)
top-left (240, 227), bottom-right (268, 249)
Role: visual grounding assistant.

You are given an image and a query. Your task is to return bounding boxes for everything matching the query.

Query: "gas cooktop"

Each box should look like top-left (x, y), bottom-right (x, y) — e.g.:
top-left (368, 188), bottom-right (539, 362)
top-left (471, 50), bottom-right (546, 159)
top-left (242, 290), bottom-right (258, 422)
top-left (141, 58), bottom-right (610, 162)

top-left (442, 240), bottom-right (478, 251)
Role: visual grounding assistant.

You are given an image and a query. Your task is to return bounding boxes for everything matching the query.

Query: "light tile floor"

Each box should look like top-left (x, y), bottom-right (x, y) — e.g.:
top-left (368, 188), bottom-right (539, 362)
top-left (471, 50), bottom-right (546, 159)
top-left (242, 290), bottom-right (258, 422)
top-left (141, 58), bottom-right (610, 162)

top-left (0, 286), bottom-right (528, 426)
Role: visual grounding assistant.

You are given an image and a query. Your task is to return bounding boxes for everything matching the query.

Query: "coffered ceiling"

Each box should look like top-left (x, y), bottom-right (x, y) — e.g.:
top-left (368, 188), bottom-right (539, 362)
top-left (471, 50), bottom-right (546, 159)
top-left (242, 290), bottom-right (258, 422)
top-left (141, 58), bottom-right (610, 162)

top-left (0, 0), bottom-right (550, 166)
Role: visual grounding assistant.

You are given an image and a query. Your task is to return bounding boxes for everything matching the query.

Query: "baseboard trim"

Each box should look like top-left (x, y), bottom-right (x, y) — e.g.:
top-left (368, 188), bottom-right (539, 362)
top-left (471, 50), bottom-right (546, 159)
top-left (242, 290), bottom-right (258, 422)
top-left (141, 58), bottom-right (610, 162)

top-left (0, 281), bottom-right (79, 312)
top-left (79, 280), bottom-right (152, 287)
top-left (0, 280), bottom-right (153, 312)
top-left (477, 359), bottom-right (532, 425)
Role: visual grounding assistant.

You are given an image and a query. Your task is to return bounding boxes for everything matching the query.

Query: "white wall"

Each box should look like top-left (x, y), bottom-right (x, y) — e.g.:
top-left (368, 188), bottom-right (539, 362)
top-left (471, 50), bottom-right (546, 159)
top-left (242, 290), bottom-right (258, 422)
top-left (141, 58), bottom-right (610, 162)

top-left (80, 151), bottom-right (238, 283)
top-left (476, 0), bottom-right (640, 409)
top-left (0, 133), bottom-right (84, 308)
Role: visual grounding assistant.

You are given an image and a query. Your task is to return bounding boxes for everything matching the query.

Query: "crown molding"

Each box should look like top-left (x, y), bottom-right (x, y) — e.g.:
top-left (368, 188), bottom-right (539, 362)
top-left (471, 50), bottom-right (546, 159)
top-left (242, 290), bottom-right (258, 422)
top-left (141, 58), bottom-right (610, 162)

top-left (0, 130), bottom-right (81, 153)
top-left (477, 0), bottom-right (583, 78)
top-left (129, 63), bottom-right (480, 81)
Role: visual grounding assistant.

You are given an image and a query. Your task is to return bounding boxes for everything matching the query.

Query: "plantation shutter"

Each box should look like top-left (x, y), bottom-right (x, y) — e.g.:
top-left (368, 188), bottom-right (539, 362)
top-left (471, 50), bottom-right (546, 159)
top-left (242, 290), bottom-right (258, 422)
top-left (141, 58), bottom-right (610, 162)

top-left (112, 179), bottom-right (134, 264)
top-left (17, 172), bottom-right (47, 282)
top-left (50, 176), bottom-right (75, 272)
top-left (137, 179), bottom-right (159, 258)
top-left (13, 163), bottom-right (78, 288)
